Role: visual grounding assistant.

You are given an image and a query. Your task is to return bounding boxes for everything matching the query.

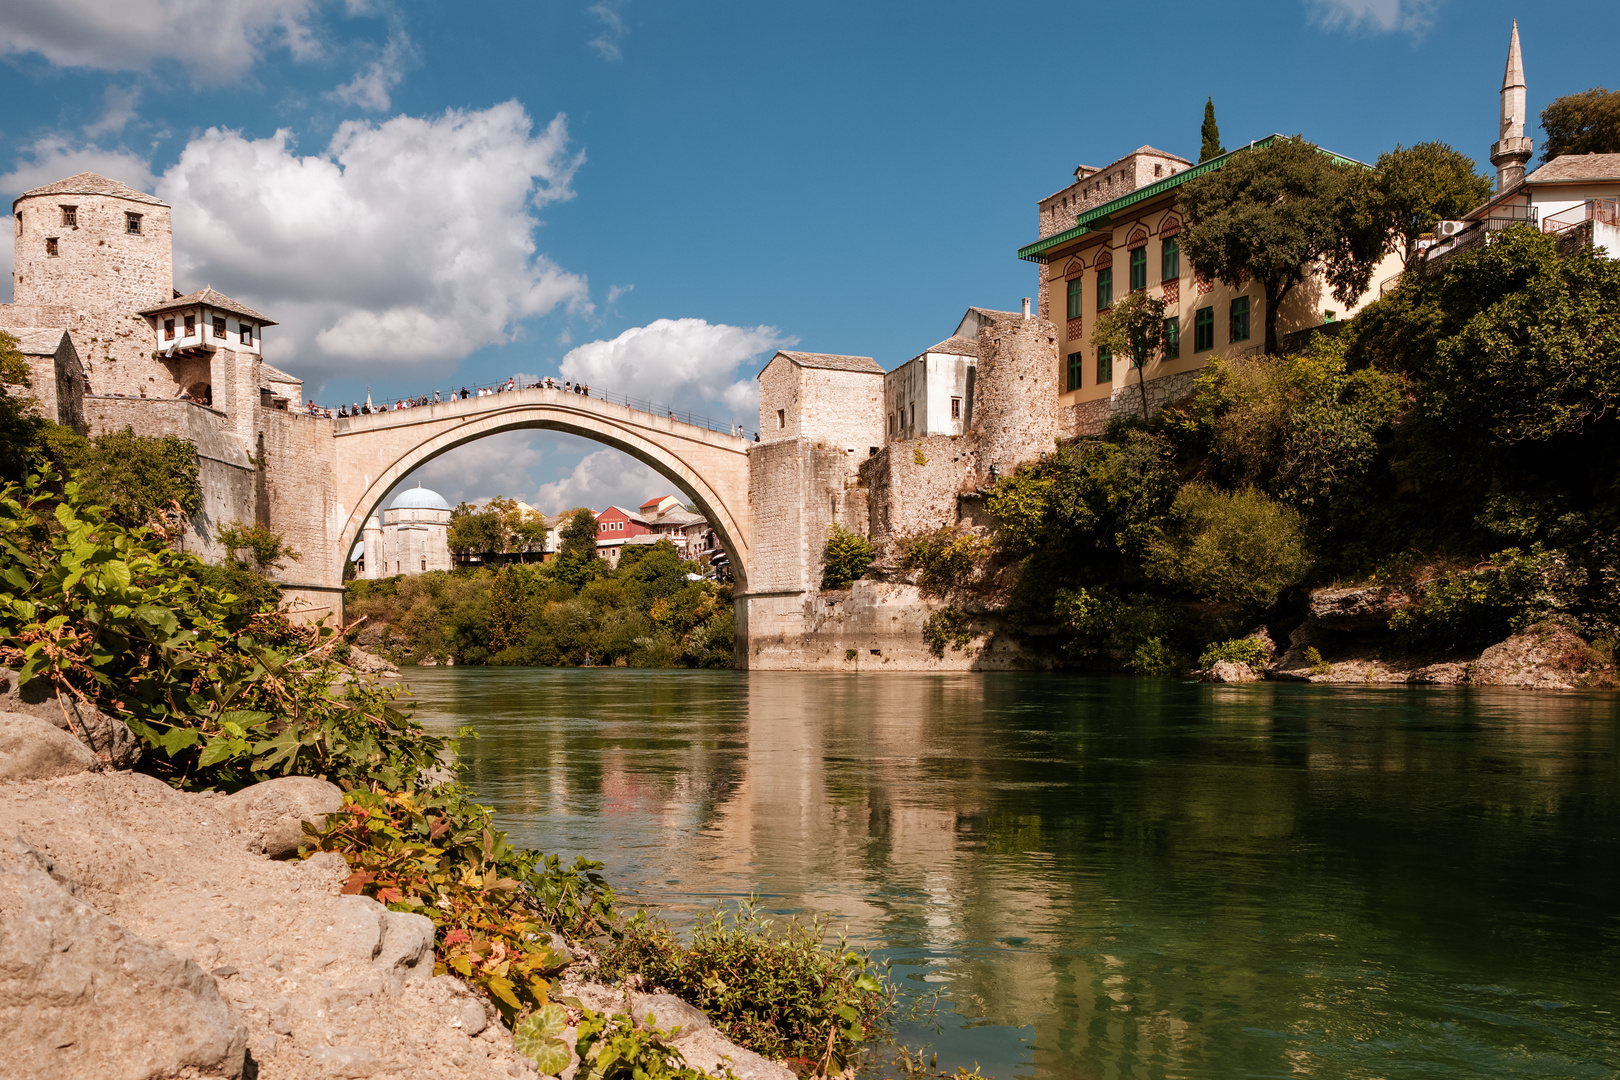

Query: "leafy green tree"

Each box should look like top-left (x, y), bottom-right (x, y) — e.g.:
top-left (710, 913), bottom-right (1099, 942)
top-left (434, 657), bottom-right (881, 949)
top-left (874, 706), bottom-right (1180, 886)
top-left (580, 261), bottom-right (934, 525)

top-left (1364, 142), bottom-right (1494, 262)
top-left (618, 539), bottom-right (689, 605)
top-left (821, 524), bottom-right (874, 590)
top-left (1143, 483), bottom-right (1311, 610)
top-left (0, 331), bottom-right (45, 484)
top-left (1091, 290), bottom-right (1168, 420)
top-left (45, 426), bottom-right (201, 530)
top-left (554, 507), bottom-right (603, 589)
top-left (1540, 87), bottom-right (1620, 160)
top-left (487, 565), bottom-right (534, 656)
top-left (1200, 98), bottom-right (1225, 163)
top-left (448, 501), bottom-right (508, 556)
top-left (1178, 136), bottom-right (1388, 355)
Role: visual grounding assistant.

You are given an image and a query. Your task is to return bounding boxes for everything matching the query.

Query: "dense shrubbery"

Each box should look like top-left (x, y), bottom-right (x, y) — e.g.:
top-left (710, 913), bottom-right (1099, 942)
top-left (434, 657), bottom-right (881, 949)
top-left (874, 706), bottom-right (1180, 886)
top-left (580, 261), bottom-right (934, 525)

top-left (821, 524), bottom-right (875, 591)
top-left (347, 538), bottom-right (734, 668)
top-left (982, 226), bottom-right (1620, 666)
top-left (599, 900), bottom-right (896, 1073)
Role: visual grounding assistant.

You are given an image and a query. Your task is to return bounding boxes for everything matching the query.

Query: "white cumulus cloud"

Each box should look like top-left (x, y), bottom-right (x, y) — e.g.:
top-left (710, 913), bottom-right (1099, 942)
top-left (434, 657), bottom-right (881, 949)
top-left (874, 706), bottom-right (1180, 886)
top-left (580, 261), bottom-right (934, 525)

top-left (533, 447), bottom-right (664, 518)
top-left (559, 318), bottom-right (788, 424)
top-left (84, 86), bottom-right (141, 138)
top-left (1307, 0), bottom-right (1440, 36)
top-left (328, 27), bottom-right (413, 112)
top-left (0, 137), bottom-right (157, 196)
top-left (0, 0), bottom-right (324, 82)
top-left (156, 101), bottom-right (590, 370)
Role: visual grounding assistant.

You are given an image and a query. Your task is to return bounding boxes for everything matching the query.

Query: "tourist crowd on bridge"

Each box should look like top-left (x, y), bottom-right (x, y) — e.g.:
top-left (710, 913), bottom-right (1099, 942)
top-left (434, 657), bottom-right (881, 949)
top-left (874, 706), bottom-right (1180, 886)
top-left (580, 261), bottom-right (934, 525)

top-left (292, 375), bottom-right (760, 441)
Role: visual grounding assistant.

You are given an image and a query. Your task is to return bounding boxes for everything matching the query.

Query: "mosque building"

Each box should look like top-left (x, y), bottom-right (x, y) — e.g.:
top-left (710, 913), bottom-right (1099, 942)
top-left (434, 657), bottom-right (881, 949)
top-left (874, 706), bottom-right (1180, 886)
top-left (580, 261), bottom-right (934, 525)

top-left (352, 484), bottom-right (453, 579)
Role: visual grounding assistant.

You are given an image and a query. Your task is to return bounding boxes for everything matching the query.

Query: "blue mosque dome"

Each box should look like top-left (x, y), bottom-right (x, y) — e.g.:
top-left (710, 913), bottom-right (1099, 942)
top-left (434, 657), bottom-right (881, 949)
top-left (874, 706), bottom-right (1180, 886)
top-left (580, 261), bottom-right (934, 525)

top-left (389, 484), bottom-right (451, 512)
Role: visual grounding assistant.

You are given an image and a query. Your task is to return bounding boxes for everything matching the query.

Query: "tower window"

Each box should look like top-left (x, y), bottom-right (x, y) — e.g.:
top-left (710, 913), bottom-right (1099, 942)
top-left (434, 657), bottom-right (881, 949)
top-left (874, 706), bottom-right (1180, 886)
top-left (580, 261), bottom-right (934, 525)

top-left (240, 323), bottom-right (254, 346)
top-left (164, 318), bottom-right (176, 341)
top-left (45, 237), bottom-right (59, 257)
top-left (213, 317), bottom-right (227, 338)
top-left (60, 206), bottom-right (77, 227)
top-left (125, 212), bottom-right (142, 234)
top-left (951, 396), bottom-right (961, 420)
top-left (184, 314), bottom-right (195, 336)
top-left (777, 408), bottom-right (785, 429)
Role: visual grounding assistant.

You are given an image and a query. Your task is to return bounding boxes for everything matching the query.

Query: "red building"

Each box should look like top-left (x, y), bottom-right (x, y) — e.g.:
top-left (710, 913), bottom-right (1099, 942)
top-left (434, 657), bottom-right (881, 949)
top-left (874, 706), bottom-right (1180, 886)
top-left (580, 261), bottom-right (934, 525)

top-left (594, 505), bottom-right (651, 568)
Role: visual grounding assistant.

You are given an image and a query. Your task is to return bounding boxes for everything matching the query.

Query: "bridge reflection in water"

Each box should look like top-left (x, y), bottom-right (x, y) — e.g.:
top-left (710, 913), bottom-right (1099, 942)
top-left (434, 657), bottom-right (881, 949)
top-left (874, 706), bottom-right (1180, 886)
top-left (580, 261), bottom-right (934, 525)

top-left (405, 669), bottom-right (1620, 1080)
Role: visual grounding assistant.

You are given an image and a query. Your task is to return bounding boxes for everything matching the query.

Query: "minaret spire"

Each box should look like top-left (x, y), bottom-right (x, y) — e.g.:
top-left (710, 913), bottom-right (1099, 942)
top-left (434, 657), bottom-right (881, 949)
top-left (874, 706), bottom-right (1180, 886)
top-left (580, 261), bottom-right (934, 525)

top-left (1490, 19), bottom-right (1533, 191)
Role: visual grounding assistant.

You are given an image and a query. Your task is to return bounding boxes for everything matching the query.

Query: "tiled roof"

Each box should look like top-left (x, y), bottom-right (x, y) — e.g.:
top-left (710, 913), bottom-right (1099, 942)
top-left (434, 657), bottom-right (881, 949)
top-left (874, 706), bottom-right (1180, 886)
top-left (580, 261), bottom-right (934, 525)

top-left (1528, 153), bottom-right (1620, 183)
top-left (923, 336), bottom-right (980, 357)
top-left (0, 327), bottom-right (70, 355)
top-left (771, 351), bottom-right (883, 374)
top-left (963, 307), bottom-right (1024, 323)
top-left (138, 286), bottom-right (277, 326)
top-left (259, 362), bottom-right (302, 385)
top-left (15, 172), bottom-right (166, 208)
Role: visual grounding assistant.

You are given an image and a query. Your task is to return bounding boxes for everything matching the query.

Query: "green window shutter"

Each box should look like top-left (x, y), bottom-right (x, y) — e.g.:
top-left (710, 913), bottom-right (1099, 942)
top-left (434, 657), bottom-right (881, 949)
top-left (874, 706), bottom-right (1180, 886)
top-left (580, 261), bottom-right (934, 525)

top-left (1097, 348), bottom-right (1113, 383)
top-left (1066, 278), bottom-right (1082, 320)
top-left (1161, 238), bottom-right (1179, 282)
top-left (1163, 316), bottom-right (1180, 360)
top-left (1097, 269), bottom-right (1113, 310)
top-left (1230, 296), bottom-right (1250, 342)
top-left (1129, 248), bottom-right (1147, 292)
top-left (1194, 306), bottom-right (1214, 351)
top-left (1066, 351), bottom-right (1083, 392)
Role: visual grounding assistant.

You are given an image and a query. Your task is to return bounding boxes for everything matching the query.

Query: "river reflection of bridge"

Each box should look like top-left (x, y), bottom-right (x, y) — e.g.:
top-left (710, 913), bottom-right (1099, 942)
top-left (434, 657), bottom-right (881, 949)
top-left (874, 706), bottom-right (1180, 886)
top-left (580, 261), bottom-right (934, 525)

top-left (411, 670), bottom-right (1620, 1080)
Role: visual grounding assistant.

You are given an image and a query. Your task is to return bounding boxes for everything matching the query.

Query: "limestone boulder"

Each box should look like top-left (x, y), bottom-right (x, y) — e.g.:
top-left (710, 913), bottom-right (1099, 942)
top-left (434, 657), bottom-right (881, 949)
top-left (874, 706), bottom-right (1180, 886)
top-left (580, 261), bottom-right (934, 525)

top-left (376, 908), bottom-right (436, 990)
top-left (0, 712), bottom-right (101, 781)
top-left (1199, 661), bottom-right (1261, 684)
top-left (0, 667), bottom-right (142, 768)
top-left (1308, 584), bottom-right (1414, 633)
top-left (1471, 623), bottom-right (1616, 689)
top-left (671, 1026), bottom-right (794, 1080)
top-left (0, 842), bottom-right (248, 1080)
top-left (631, 992), bottom-right (711, 1036)
top-left (223, 775), bottom-right (344, 858)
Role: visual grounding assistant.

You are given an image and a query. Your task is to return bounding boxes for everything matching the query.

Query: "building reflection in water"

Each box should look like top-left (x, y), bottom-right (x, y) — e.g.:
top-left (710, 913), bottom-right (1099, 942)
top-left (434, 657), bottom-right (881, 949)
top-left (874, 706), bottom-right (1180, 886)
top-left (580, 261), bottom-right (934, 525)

top-left (410, 670), bottom-right (1620, 1080)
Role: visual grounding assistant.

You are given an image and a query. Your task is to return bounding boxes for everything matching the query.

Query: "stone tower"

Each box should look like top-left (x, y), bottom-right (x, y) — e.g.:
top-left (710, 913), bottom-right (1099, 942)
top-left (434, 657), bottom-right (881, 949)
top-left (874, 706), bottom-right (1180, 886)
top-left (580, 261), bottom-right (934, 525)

top-left (1489, 20), bottom-right (1533, 192)
top-left (10, 173), bottom-right (174, 391)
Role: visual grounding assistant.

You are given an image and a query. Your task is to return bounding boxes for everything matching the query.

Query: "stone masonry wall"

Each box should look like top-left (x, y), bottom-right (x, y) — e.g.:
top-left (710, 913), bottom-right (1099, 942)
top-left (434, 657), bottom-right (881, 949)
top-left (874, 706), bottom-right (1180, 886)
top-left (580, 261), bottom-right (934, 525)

top-left (967, 313), bottom-right (1059, 478)
top-left (757, 357), bottom-right (884, 452)
top-left (84, 396), bottom-right (256, 564)
top-left (257, 409), bottom-right (345, 622)
top-left (860, 436), bottom-right (979, 548)
top-left (745, 438), bottom-right (859, 595)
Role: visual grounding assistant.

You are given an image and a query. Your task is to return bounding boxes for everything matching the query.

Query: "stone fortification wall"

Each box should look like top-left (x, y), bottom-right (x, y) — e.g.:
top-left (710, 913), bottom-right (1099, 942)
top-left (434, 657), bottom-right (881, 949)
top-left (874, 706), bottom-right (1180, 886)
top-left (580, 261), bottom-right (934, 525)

top-left (1062, 368), bottom-right (1202, 436)
top-left (84, 396), bottom-right (256, 564)
top-left (741, 580), bottom-right (1050, 671)
top-left (4, 330), bottom-right (87, 432)
top-left (257, 409), bottom-right (345, 623)
top-left (966, 313), bottom-right (1058, 477)
top-left (745, 437), bottom-right (862, 595)
top-left (11, 190), bottom-right (173, 397)
top-left (860, 436), bottom-right (979, 547)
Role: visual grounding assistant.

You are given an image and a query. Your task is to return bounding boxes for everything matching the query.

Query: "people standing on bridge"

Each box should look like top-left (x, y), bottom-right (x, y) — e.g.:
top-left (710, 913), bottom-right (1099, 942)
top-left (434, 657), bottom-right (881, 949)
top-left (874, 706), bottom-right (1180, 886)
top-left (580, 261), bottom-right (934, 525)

top-left (459, 386), bottom-right (468, 399)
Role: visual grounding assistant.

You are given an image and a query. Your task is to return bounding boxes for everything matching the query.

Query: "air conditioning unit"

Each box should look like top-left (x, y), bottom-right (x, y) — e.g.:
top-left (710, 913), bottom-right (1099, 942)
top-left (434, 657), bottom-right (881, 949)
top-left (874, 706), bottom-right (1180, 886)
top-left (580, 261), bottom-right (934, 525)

top-left (1436, 220), bottom-right (1472, 237)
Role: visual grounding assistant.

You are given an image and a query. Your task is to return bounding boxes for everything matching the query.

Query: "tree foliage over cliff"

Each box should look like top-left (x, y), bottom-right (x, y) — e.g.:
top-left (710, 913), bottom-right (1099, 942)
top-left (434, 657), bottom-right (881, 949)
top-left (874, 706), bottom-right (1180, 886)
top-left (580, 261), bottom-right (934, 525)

top-left (986, 225), bottom-right (1620, 665)
top-left (1540, 87), bottom-right (1620, 160)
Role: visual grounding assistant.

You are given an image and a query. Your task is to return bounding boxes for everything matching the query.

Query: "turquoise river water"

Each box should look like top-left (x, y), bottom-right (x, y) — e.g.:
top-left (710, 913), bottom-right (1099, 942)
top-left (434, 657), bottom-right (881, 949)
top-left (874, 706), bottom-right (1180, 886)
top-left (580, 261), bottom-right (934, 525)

top-left (403, 668), bottom-right (1620, 1080)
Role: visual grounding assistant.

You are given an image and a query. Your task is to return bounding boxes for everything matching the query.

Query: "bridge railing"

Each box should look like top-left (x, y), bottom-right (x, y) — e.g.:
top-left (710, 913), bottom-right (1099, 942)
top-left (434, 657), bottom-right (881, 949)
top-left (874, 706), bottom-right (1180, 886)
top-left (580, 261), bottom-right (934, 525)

top-left (310, 379), bottom-right (757, 439)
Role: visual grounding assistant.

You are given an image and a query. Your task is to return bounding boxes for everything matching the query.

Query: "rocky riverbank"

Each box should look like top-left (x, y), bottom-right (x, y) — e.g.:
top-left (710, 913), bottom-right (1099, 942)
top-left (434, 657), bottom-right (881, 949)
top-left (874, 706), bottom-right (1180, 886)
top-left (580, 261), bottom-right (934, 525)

top-left (1198, 585), bottom-right (1616, 689)
top-left (0, 704), bottom-right (790, 1080)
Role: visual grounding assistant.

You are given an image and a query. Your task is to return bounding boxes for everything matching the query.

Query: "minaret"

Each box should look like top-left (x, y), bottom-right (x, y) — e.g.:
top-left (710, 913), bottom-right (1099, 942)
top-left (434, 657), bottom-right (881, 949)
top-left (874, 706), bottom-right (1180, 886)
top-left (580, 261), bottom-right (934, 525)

top-left (1489, 20), bottom-right (1533, 191)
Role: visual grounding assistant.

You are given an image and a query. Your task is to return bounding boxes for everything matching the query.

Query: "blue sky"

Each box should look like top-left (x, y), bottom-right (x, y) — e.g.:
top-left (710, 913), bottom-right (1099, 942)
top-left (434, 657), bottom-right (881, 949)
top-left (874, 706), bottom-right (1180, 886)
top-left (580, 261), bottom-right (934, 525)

top-left (0, 0), bottom-right (1611, 513)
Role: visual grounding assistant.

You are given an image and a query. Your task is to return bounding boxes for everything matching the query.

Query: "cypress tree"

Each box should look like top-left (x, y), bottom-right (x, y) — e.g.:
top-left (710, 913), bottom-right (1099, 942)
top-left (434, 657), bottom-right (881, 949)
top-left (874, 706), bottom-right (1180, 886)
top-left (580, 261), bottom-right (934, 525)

top-left (1200, 98), bottom-right (1225, 162)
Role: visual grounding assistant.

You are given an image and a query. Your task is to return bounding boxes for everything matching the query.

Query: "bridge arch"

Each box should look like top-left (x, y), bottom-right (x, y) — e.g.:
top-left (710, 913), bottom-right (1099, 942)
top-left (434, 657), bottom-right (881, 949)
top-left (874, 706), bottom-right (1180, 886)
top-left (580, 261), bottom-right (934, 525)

top-left (328, 389), bottom-right (752, 590)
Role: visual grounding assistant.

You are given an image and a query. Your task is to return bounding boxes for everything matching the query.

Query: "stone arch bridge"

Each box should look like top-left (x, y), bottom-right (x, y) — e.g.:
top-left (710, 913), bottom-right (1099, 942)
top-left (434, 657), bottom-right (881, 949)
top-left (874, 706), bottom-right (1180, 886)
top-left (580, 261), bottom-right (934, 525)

top-left (277, 388), bottom-right (753, 615)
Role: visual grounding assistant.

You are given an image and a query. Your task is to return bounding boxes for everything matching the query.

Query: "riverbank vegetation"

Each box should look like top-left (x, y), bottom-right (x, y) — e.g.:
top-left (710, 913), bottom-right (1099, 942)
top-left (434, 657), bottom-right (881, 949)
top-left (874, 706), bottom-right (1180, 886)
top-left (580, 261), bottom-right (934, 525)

top-left (347, 513), bottom-right (733, 668)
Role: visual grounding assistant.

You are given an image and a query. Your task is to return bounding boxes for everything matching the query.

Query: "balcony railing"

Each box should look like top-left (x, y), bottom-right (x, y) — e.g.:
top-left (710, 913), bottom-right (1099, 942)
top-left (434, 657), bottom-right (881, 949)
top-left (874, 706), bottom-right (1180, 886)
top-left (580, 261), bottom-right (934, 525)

top-left (1542, 199), bottom-right (1620, 234)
